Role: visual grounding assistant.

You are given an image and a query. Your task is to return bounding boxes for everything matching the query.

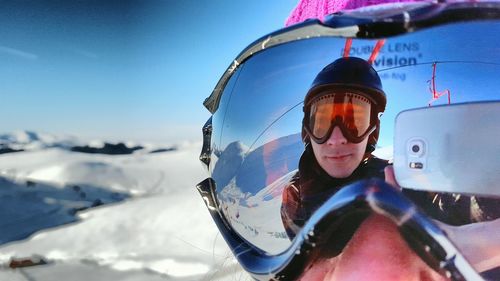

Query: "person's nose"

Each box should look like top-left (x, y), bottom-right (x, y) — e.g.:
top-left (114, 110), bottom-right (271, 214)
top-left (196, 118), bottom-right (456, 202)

top-left (302, 215), bottom-right (450, 281)
top-left (326, 126), bottom-right (347, 146)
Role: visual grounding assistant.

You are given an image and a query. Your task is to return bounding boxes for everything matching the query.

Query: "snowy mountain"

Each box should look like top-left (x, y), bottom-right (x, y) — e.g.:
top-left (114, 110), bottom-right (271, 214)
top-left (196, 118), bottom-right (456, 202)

top-left (0, 130), bottom-right (177, 155)
top-left (0, 133), bottom-right (248, 281)
top-left (0, 130), bottom-right (80, 151)
top-left (212, 133), bottom-right (302, 196)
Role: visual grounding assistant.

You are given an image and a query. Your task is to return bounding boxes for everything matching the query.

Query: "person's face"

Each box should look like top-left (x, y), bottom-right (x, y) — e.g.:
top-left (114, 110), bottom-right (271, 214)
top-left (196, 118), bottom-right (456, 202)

top-left (299, 215), bottom-right (449, 281)
top-left (310, 126), bottom-right (368, 178)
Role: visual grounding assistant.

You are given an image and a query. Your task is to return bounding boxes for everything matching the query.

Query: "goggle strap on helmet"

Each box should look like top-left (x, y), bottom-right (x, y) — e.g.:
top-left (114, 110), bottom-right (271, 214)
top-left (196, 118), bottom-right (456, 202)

top-left (343, 38), bottom-right (386, 64)
top-left (343, 38), bottom-right (353, 58)
top-left (367, 39), bottom-right (386, 65)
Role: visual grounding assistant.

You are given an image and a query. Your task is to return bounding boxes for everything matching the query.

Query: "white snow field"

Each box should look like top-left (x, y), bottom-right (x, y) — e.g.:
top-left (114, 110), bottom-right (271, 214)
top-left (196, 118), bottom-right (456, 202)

top-left (0, 132), bottom-right (251, 281)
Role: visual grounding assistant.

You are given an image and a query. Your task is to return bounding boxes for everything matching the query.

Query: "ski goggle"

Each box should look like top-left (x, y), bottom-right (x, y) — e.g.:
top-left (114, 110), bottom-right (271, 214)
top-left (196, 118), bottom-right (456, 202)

top-left (198, 2), bottom-right (500, 281)
top-left (304, 92), bottom-right (376, 144)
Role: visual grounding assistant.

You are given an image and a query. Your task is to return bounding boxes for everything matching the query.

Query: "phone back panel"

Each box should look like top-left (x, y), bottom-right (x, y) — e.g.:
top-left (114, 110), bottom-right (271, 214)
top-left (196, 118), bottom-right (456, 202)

top-left (393, 101), bottom-right (500, 197)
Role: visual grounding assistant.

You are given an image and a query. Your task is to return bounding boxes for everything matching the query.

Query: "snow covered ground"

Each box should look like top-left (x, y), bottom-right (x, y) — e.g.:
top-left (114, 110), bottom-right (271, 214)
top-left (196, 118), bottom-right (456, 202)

top-left (0, 132), bottom-right (250, 281)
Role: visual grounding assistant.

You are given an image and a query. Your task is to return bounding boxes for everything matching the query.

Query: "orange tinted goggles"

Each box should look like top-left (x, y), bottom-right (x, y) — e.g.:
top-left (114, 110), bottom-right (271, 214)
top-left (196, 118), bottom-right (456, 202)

top-left (304, 92), bottom-right (376, 144)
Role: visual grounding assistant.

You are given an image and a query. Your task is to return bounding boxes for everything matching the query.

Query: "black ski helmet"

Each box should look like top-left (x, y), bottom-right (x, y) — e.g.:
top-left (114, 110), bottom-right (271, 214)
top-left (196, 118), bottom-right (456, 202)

top-left (302, 57), bottom-right (387, 153)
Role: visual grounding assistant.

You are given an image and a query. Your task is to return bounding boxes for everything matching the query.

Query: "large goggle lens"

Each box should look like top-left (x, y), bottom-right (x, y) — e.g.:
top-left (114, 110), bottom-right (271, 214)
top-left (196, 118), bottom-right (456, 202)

top-left (200, 13), bottom-right (500, 281)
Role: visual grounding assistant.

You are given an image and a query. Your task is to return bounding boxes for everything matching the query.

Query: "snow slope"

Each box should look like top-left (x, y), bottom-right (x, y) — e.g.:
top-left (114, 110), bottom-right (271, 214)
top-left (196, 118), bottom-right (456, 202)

top-left (0, 140), bottom-right (250, 280)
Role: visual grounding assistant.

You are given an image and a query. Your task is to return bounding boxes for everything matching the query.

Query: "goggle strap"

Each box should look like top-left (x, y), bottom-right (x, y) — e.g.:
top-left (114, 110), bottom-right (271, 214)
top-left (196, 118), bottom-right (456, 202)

top-left (309, 92), bottom-right (372, 107)
top-left (342, 38), bottom-right (386, 65)
top-left (343, 38), bottom-right (353, 58)
top-left (368, 39), bottom-right (386, 65)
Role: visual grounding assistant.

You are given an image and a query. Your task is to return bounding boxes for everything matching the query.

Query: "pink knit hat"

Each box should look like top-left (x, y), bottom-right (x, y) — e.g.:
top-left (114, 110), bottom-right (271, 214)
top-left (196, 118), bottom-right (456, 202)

top-left (285, 0), bottom-right (423, 26)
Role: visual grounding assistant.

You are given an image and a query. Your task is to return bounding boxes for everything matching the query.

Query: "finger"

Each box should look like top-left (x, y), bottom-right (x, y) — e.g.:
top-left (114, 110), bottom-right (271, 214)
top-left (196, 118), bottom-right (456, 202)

top-left (384, 165), bottom-right (401, 190)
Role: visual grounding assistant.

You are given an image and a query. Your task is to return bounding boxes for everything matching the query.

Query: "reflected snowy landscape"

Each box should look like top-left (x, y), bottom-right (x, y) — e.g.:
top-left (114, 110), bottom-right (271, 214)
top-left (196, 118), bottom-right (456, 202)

top-left (0, 131), bottom-right (248, 281)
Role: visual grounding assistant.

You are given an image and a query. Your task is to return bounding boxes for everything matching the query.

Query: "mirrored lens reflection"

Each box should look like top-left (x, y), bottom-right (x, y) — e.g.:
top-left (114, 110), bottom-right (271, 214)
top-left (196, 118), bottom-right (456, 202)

top-left (309, 93), bottom-right (372, 140)
top-left (209, 21), bottom-right (500, 278)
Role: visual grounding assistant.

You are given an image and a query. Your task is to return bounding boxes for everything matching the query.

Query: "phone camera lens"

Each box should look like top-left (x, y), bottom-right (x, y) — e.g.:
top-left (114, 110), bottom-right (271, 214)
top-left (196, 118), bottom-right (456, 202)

top-left (412, 144), bottom-right (420, 153)
top-left (408, 139), bottom-right (425, 157)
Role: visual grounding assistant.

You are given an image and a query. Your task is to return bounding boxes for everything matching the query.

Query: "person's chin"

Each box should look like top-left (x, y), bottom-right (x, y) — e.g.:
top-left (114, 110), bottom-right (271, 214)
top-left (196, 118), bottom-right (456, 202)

top-left (321, 158), bottom-right (355, 178)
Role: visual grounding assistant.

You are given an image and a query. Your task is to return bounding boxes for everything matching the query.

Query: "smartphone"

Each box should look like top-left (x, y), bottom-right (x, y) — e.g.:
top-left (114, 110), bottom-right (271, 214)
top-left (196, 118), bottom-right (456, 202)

top-left (393, 101), bottom-right (500, 197)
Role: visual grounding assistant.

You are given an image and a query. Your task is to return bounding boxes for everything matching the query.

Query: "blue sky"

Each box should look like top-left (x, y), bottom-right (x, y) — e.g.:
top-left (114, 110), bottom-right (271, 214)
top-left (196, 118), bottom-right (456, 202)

top-left (0, 0), bottom-right (297, 143)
